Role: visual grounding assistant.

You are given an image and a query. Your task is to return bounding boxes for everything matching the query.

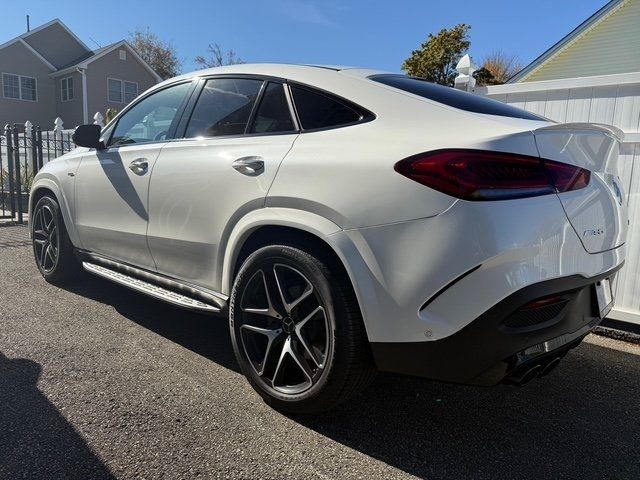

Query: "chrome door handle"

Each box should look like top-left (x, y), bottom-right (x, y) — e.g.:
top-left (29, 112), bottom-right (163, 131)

top-left (129, 158), bottom-right (148, 175)
top-left (232, 156), bottom-right (264, 176)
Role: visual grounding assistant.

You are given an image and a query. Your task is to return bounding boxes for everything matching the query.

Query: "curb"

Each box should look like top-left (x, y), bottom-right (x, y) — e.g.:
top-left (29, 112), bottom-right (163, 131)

top-left (0, 222), bottom-right (27, 227)
top-left (593, 325), bottom-right (640, 345)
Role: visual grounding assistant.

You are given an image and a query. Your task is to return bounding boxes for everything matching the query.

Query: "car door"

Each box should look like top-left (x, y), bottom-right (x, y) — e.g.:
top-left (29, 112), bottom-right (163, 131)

top-left (146, 78), bottom-right (299, 290)
top-left (74, 81), bottom-right (193, 269)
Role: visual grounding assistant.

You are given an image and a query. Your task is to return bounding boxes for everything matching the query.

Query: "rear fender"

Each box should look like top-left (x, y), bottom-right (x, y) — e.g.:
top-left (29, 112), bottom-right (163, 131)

top-left (221, 208), bottom-right (342, 295)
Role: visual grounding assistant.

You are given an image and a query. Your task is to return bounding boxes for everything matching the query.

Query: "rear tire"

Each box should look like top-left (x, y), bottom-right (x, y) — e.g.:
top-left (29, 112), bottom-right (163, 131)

top-left (31, 195), bottom-right (81, 284)
top-left (229, 244), bottom-right (376, 414)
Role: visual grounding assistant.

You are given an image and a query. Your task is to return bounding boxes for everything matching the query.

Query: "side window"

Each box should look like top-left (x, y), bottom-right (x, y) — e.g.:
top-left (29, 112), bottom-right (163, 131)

top-left (290, 86), bottom-right (362, 130)
top-left (249, 82), bottom-right (295, 134)
top-left (109, 82), bottom-right (191, 146)
top-left (185, 78), bottom-right (263, 138)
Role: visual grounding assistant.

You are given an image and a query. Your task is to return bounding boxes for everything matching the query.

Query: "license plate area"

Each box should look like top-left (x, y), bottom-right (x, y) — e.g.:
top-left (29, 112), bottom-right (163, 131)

top-left (595, 277), bottom-right (614, 318)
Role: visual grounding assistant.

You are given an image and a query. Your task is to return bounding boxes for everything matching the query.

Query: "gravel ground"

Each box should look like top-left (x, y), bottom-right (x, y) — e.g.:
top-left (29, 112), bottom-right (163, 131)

top-left (1, 225), bottom-right (639, 479)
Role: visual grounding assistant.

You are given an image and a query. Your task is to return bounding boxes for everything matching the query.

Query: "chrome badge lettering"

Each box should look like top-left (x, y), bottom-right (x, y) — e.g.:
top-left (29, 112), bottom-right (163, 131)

top-left (583, 228), bottom-right (604, 237)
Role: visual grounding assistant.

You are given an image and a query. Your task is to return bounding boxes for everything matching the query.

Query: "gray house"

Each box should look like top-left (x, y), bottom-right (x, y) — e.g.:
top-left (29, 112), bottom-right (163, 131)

top-left (0, 18), bottom-right (161, 128)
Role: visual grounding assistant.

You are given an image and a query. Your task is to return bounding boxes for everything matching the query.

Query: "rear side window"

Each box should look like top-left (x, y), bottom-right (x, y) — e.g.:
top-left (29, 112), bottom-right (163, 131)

top-left (369, 74), bottom-right (545, 121)
top-left (290, 86), bottom-right (363, 130)
top-left (185, 78), bottom-right (262, 137)
top-left (249, 82), bottom-right (295, 134)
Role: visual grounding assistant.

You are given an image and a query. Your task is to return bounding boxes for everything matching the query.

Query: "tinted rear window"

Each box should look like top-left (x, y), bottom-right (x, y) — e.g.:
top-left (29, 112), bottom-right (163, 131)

top-left (369, 74), bottom-right (545, 121)
top-left (290, 86), bottom-right (363, 130)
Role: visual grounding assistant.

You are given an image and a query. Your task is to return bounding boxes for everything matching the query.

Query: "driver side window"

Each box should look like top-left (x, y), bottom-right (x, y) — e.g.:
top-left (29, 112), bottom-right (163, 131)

top-left (108, 82), bottom-right (191, 147)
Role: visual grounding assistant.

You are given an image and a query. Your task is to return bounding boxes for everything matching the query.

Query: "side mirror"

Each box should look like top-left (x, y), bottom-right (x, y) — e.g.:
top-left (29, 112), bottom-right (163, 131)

top-left (72, 124), bottom-right (104, 149)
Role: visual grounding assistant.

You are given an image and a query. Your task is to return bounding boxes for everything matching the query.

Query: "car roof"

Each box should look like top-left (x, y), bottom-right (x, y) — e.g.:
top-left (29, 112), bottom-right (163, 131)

top-left (155, 63), bottom-right (387, 87)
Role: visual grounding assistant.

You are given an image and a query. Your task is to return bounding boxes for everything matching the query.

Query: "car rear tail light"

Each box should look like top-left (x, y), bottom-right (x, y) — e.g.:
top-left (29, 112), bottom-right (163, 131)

top-left (394, 149), bottom-right (590, 201)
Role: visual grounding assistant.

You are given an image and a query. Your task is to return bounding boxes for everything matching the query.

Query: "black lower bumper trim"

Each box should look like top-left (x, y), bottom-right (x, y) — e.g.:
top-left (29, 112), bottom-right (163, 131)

top-left (370, 264), bottom-right (623, 386)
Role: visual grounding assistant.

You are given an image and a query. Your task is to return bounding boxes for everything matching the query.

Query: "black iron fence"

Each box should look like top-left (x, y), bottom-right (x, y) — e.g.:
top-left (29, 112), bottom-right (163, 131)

top-left (0, 123), bottom-right (74, 223)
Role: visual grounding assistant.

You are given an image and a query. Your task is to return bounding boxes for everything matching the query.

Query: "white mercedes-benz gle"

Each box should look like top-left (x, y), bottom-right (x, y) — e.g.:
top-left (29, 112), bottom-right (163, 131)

top-left (29, 64), bottom-right (627, 413)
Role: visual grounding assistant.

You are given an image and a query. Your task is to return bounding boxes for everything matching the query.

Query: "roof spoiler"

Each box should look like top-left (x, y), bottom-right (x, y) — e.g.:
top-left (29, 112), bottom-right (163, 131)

top-left (533, 122), bottom-right (624, 142)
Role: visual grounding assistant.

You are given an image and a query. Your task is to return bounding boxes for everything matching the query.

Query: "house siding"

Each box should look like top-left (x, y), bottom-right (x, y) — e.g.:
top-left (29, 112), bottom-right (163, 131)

top-left (85, 47), bottom-right (158, 119)
top-left (0, 41), bottom-right (56, 127)
top-left (22, 22), bottom-right (89, 69)
top-left (55, 71), bottom-right (84, 127)
top-left (522, 0), bottom-right (640, 82)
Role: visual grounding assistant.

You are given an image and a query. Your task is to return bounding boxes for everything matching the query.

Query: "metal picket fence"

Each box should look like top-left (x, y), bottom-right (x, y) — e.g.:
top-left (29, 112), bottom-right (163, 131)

top-left (0, 122), bottom-right (74, 223)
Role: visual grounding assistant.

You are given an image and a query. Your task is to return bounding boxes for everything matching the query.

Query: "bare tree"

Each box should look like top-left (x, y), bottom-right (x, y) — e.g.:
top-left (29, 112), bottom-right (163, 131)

top-left (129, 28), bottom-right (181, 80)
top-left (195, 44), bottom-right (244, 69)
top-left (477, 50), bottom-right (523, 85)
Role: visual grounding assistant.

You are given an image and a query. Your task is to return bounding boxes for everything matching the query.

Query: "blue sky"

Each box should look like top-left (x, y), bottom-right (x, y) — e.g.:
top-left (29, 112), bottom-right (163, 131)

top-left (3, 0), bottom-right (609, 73)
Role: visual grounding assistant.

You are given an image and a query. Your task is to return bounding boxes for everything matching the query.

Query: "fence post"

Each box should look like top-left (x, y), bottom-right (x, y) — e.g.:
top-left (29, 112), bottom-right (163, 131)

top-left (454, 54), bottom-right (477, 92)
top-left (36, 126), bottom-right (43, 169)
top-left (12, 124), bottom-right (23, 223)
top-left (4, 125), bottom-right (16, 219)
top-left (25, 120), bottom-right (39, 176)
top-left (93, 112), bottom-right (104, 127)
top-left (0, 132), bottom-right (4, 216)
top-left (53, 117), bottom-right (63, 158)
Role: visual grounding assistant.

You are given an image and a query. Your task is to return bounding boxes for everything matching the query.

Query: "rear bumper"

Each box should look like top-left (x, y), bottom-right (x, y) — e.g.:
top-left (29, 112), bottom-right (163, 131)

top-left (330, 193), bottom-right (625, 345)
top-left (370, 264), bottom-right (622, 385)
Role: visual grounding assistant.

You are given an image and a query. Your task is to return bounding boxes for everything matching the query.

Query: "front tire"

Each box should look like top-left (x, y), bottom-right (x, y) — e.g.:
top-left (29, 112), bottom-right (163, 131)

top-left (31, 195), bottom-right (80, 284)
top-left (229, 245), bottom-right (375, 414)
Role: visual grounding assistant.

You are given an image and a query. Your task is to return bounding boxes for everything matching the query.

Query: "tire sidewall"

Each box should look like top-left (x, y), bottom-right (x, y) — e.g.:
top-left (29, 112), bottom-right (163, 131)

top-left (32, 195), bottom-right (62, 279)
top-left (230, 245), bottom-right (342, 409)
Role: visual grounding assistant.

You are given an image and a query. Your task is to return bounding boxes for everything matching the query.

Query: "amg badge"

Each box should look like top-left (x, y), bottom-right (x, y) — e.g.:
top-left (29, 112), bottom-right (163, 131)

top-left (583, 228), bottom-right (604, 237)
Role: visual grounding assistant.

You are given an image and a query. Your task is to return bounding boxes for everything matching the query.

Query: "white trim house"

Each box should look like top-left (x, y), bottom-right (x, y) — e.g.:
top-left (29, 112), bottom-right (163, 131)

top-left (0, 18), bottom-right (161, 128)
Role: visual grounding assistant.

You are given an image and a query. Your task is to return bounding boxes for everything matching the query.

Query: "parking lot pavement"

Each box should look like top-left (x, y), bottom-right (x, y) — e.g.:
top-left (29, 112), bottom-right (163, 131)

top-left (1, 225), bottom-right (639, 480)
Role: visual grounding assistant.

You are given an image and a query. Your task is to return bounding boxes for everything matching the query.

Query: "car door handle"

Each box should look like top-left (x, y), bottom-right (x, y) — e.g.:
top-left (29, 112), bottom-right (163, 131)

top-left (129, 158), bottom-right (148, 175)
top-left (232, 156), bottom-right (264, 176)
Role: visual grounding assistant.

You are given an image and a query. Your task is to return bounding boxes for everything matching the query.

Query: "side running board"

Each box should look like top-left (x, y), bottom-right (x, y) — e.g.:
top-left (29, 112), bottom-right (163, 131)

top-left (82, 262), bottom-right (222, 313)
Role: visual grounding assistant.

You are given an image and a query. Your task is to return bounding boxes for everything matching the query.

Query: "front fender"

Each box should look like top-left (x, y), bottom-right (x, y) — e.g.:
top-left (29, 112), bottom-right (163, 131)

top-left (30, 176), bottom-right (82, 247)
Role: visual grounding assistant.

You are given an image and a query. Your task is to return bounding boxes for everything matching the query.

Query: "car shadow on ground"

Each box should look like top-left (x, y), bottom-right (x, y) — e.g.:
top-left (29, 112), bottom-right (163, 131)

top-left (0, 351), bottom-right (115, 479)
top-left (300, 342), bottom-right (640, 479)
top-left (61, 274), bottom-right (241, 373)
top-left (62, 275), bottom-right (640, 480)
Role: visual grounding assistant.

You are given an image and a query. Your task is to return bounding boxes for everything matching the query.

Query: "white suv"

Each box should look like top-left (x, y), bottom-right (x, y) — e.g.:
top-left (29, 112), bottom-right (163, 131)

top-left (30, 64), bottom-right (626, 413)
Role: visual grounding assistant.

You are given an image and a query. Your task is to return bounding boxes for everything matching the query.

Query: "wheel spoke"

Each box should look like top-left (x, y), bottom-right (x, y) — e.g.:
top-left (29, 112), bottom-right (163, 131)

top-left (273, 264), bottom-right (313, 314)
top-left (272, 336), bottom-right (313, 391)
top-left (294, 306), bottom-right (328, 368)
top-left (41, 245), bottom-right (51, 268)
top-left (240, 324), bottom-right (282, 376)
top-left (241, 270), bottom-right (282, 319)
top-left (43, 207), bottom-right (54, 233)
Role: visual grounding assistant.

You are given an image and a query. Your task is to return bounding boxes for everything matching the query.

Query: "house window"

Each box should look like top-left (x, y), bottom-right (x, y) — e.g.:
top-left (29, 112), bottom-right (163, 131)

top-left (61, 76), bottom-right (74, 101)
top-left (119, 49), bottom-right (127, 60)
top-left (108, 78), bottom-right (138, 104)
top-left (108, 78), bottom-right (123, 102)
top-left (2, 73), bottom-right (37, 101)
top-left (124, 81), bottom-right (138, 103)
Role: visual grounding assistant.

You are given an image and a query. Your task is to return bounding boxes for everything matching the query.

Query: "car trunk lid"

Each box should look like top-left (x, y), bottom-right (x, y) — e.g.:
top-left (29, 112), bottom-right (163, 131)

top-left (533, 123), bottom-right (627, 253)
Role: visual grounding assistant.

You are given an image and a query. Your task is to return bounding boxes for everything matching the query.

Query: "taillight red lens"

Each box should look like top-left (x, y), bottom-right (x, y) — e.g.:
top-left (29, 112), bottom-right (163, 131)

top-left (394, 149), bottom-right (590, 201)
top-left (543, 159), bottom-right (590, 192)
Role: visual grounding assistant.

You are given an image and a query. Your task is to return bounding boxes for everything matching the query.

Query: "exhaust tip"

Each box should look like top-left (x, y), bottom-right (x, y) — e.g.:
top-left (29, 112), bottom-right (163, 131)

top-left (509, 364), bottom-right (542, 386)
top-left (539, 357), bottom-right (562, 377)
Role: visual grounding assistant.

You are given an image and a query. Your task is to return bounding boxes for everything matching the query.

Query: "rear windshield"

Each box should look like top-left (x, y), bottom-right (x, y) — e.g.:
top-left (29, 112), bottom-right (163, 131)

top-left (369, 74), bottom-right (545, 121)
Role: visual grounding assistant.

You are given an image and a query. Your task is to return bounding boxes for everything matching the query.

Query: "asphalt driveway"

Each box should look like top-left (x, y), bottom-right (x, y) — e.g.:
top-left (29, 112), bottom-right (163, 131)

top-left (1, 225), bottom-right (639, 479)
